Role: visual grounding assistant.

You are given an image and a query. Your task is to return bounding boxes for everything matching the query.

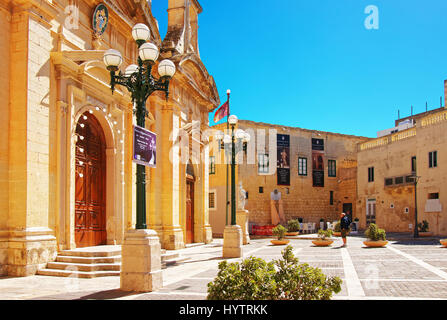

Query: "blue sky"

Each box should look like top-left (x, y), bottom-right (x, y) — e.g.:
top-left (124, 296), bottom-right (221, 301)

top-left (151, 1), bottom-right (447, 138)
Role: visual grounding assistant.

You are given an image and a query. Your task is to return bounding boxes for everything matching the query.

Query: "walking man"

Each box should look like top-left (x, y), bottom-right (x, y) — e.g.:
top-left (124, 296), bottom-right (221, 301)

top-left (340, 212), bottom-right (351, 247)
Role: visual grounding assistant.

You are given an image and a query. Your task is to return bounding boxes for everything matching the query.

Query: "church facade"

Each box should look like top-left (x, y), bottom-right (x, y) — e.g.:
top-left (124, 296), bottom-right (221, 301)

top-left (0, 0), bottom-right (219, 276)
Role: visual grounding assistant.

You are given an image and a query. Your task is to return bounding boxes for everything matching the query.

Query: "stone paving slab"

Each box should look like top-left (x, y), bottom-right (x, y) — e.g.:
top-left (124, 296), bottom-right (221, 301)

top-left (2, 236), bottom-right (447, 300)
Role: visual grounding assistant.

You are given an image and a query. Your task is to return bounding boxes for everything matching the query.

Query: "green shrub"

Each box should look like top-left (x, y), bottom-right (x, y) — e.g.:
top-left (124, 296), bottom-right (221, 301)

top-left (365, 223), bottom-right (386, 241)
top-left (418, 220), bottom-right (429, 232)
top-left (318, 229), bottom-right (333, 240)
top-left (207, 246), bottom-right (342, 300)
top-left (287, 219), bottom-right (300, 232)
top-left (273, 224), bottom-right (287, 240)
top-left (334, 222), bottom-right (341, 232)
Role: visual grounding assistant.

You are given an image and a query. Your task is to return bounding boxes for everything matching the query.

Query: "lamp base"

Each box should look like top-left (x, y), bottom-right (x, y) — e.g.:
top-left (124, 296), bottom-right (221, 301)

top-left (120, 229), bottom-right (162, 292)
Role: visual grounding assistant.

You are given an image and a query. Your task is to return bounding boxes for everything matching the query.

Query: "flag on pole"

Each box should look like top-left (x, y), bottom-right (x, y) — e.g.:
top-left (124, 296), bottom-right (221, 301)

top-left (213, 101), bottom-right (229, 123)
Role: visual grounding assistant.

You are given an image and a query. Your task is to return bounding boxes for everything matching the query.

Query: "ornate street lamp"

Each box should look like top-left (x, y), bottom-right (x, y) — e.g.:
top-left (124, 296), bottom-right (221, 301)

top-left (103, 23), bottom-right (176, 230)
top-left (410, 173), bottom-right (421, 238)
top-left (215, 115), bottom-right (250, 226)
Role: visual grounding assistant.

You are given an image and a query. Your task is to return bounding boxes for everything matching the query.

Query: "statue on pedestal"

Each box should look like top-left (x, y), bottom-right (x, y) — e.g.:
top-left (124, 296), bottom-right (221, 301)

top-left (238, 181), bottom-right (247, 211)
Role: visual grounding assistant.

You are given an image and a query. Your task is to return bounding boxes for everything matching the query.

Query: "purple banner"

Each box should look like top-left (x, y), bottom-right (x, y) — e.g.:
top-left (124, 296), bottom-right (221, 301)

top-left (133, 125), bottom-right (156, 168)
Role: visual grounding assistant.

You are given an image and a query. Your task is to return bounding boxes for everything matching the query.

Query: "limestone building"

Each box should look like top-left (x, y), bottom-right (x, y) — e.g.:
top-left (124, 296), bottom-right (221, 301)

top-left (0, 0), bottom-right (219, 276)
top-left (357, 88), bottom-right (447, 236)
top-left (209, 120), bottom-right (369, 237)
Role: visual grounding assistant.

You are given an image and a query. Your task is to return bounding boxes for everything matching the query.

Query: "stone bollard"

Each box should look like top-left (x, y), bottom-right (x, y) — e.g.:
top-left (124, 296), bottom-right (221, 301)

top-left (120, 229), bottom-right (162, 292)
top-left (222, 225), bottom-right (243, 259)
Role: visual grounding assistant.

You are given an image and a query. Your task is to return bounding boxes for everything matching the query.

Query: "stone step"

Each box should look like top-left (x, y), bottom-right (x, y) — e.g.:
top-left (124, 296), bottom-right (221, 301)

top-left (37, 268), bottom-right (120, 279)
top-left (161, 251), bottom-right (180, 261)
top-left (58, 247), bottom-right (121, 258)
top-left (46, 261), bottom-right (121, 272)
top-left (56, 255), bottom-right (121, 264)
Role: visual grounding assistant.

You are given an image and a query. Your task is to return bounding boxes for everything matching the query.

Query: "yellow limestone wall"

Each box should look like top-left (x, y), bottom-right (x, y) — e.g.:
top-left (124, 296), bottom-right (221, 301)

top-left (0, 0), bottom-right (217, 276)
top-left (357, 109), bottom-right (447, 236)
top-left (0, 5), bottom-right (11, 275)
top-left (209, 120), bottom-right (368, 235)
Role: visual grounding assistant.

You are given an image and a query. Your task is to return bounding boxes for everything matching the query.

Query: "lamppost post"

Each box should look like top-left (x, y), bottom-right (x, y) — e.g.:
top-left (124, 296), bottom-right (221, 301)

top-left (230, 123), bottom-right (236, 225)
top-left (216, 115), bottom-right (251, 258)
top-left (103, 23), bottom-right (176, 292)
top-left (413, 175), bottom-right (420, 238)
top-left (103, 23), bottom-right (176, 230)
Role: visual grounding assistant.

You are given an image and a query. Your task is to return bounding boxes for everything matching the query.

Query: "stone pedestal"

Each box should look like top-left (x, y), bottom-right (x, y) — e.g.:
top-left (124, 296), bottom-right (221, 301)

top-left (6, 227), bottom-right (57, 277)
top-left (223, 225), bottom-right (243, 258)
top-left (120, 229), bottom-right (162, 292)
top-left (236, 209), bottom-right (250, 245)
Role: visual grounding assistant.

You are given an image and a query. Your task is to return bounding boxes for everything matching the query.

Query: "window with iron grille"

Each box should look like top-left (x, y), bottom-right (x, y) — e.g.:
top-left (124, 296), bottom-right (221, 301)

top-left (328, 160), bottom-right (336, 177)
top-left (429, 151), bottom-right (438, 168)
top-left (209, 191), bottom-right (216, 209)
top-left (209, 156), bottom-right (216, 174)
top-left (258, 154), bottom-right (269, 174)
top-left (298, 157), bottom-right (308, 176)
top-left (395, 176), bottom-right (404, 184)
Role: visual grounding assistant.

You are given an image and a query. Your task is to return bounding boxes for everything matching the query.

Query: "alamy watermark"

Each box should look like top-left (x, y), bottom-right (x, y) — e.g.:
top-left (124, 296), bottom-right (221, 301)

top-left (364, 5), bottom-right (379, 30)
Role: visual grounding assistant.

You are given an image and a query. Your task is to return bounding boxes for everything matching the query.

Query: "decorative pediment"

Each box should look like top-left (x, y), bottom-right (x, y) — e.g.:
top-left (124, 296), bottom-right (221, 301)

top-left (104, 0), bottom-right (161, 44)
top-left (172, 53), bottom-right (220, 111)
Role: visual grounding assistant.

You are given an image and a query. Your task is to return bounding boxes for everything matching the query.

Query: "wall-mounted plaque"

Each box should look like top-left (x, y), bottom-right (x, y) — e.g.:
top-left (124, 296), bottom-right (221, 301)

top-left (277, 134), bottom-right (290, 186)
top-left (92, 3), bottom-right (109, 36)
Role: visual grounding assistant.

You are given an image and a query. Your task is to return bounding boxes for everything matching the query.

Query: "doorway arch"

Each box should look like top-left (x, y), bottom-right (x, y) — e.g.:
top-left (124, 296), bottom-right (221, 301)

top-left (74, 112), bottom-right (107, 247)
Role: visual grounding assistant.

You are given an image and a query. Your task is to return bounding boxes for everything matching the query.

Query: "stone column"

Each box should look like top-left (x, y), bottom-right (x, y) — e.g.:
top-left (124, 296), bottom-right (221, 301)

top-left (120, 229), bottom-right (162, 292)
top-left (158, 98), bottom-right (184, 249)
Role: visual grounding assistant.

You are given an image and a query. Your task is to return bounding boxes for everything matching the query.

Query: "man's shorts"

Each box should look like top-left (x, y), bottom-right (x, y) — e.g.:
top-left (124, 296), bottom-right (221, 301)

top-left (341, 229), bottom-right (349, 238)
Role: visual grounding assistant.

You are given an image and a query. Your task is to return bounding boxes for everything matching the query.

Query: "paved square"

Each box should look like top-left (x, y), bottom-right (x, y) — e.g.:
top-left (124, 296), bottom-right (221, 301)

top-left (1, 236), bottom-right (447, 300)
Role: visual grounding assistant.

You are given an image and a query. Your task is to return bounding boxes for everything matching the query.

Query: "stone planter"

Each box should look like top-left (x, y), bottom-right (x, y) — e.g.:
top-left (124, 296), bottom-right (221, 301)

top-left (363, 240), bottom-right (388, 248)
top-left (419, 232), bottom-right (433, 237)
top-left (333, 231), bottom-right (349, 237)
top-left (312, 239), bottom-right (334, 247)
top-left (271, 239), bottom-right (290, 245)
top-left (285, 232), bottom-right (299, 236)
top-left (440, 239), bottom-right (447, 248)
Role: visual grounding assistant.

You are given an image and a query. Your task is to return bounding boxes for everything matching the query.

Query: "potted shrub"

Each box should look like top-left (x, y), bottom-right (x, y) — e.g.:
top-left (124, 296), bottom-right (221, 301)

top-left (440, 239), bottom-right (447, 248)
top-left (363, 223), bottom-right (388, 247)
top-left (286, 219), bottom-right (300, 236)
top-left (333, 221), bottom-right (351, 237)
top-left (333, 221), bottom-right (341, 237)
top-left (418, 220), bottom-right (433, 237)
top-left (207, 246), bottom-right (342, 300)
top-left (271, 225), bottom-right (290, 245)
top-left (312, 229), bottom-right (334, 247)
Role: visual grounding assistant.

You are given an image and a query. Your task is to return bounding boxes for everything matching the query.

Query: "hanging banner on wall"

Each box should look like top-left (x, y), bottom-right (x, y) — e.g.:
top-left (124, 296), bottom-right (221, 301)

top-left (133, 125), bottom-right (156, 168)
top-left (277, 134), bottom-right (290, 186)
top-left (312, 138), bottom-right (325, 187)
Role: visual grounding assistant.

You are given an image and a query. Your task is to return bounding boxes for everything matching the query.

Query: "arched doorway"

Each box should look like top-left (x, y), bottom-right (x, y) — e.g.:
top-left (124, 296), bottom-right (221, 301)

top-left (74, 112), bottom-right (107, 248)
top-left (186, 163), bottom-right (195, 244)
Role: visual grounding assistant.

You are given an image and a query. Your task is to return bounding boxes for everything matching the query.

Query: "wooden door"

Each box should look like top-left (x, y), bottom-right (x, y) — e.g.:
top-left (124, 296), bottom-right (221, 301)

top-left (186, 179), bottom-right (195, 244)
top-left (75, 113), bottom-right (107, 248)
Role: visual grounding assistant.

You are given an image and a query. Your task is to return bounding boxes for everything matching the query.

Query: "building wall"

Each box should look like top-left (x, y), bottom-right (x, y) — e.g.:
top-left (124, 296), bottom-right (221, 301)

top-left (0, 5), bottom-right (11, 275)
top-left (1, 0), bottom-right (219, 276)
top-left (209, 121), bottom-right (369, 233)
top-left (357, 108), bottom-right (447, 236)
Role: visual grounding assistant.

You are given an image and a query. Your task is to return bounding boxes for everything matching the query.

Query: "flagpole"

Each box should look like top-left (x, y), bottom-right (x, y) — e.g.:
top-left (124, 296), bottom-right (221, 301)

top-left (225, 89), bottom-right (230, 226)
